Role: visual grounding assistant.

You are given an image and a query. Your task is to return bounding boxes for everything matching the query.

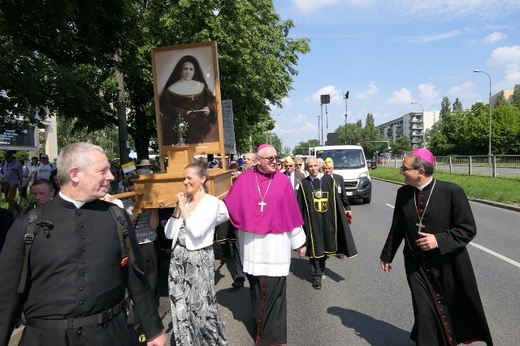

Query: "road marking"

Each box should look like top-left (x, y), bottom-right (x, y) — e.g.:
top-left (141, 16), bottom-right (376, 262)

top-left (385, 203), bottom-right (520, 269)
top-left (469, 243), bottom-right (520, 269)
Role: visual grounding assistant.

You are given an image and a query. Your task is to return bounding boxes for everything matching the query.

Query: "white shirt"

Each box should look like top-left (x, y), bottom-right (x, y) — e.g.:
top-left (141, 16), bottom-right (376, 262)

top-left (166, 194), bottom-right (229, 250)
top-left (285, 171), bottom-right (295, 190)
top-left (238, 226), bottom-right (306, 277)
top-left (36, 162), bottom-right (55, 181)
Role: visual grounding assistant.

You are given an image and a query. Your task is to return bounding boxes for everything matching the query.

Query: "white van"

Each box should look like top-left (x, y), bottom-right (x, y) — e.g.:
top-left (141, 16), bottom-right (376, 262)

top-left (309, 145), bottom-right (372, 204)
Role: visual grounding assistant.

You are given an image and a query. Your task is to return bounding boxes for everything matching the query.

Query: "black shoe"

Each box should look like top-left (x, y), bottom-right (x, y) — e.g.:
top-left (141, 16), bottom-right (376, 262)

top-left (312, 279), bottom-right (322, 290)
top-left (232, 278), bottom-right (245, 288)
top-left (335, 254), bottom-right (344, 259)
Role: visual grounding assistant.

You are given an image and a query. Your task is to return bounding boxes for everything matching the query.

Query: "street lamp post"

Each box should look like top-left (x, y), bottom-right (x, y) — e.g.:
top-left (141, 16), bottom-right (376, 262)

top-left (411, 102), bottom-right (424, 148)
top-left (474, 69), bottom-right (492, 164)
top-left (344, 91), bottom-right (349, 144)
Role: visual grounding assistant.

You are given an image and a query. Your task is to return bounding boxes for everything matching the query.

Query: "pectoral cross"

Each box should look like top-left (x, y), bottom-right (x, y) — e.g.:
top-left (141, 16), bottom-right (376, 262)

top-left (416, 219), bottom-right (425, 233)
top-left (258, 200), bottom-right (267, 212)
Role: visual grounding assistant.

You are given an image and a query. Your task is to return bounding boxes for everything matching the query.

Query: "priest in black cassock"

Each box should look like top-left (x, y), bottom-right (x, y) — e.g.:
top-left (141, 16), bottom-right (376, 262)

top-left (380, 148), bottom-right (493, 346)
top-left (0, 143), bottom-right (166, 346)
top-left (297, 157), bottom-right (358, 290)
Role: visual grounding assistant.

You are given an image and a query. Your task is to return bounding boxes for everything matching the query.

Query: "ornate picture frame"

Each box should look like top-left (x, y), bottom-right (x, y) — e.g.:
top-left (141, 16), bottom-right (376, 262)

top-left (151, 41), bottom-right (223, 156)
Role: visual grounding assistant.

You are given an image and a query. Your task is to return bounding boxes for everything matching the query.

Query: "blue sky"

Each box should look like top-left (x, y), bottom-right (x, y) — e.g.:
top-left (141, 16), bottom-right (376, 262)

top-left (270, 0), bottom-right (520, 152)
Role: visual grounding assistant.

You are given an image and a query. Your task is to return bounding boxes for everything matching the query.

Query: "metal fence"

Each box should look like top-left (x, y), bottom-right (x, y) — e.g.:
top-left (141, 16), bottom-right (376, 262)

top-left (379, 155), bottom-right (520, 180)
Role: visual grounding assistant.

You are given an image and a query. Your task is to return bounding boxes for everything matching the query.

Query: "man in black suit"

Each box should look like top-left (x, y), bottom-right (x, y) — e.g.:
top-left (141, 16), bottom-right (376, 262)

top-left (283, 156), bottom-right (305, 191)
top-left (297, 157), bottom-right (358, 289)
top-left (323, 157), bottom-right (352, 224)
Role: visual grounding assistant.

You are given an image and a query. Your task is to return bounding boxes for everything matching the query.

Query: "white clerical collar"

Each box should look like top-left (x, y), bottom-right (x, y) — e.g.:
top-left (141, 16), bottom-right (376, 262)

top-left (59, 191), bottom-right (87, 209)
top-left (416, 177), bottom-right (434, 191)
top-left (310, 172), bottom-right (323, 180)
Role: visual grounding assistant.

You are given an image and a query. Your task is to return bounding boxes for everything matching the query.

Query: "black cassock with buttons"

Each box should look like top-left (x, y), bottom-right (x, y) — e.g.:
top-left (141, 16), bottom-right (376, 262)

top-left (0, 196), bottom-right (163, 346)
top-left (380, 178), bottom-right (493, 346)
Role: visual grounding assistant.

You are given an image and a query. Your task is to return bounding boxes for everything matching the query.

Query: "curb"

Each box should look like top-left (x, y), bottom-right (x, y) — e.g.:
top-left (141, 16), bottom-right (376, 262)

top-left (372, 177), bottom-right (520, 213)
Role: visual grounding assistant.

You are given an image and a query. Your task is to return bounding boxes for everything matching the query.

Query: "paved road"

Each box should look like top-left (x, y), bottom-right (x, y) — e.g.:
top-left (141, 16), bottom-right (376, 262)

top-left (10, 179), bottom-right (520, 345)
top-left (213, 179), bottom-right (519, 345)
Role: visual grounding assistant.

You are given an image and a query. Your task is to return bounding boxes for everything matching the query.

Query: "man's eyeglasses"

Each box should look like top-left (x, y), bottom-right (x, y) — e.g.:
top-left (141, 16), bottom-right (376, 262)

top-left (258, 156), bottom-right (277, 162)
top-left (295, 164), bottom-right (302, 167)
top-left (400, 165), bottom-right (413, 172)
top-left (285, 165), bottom-right (293, 168)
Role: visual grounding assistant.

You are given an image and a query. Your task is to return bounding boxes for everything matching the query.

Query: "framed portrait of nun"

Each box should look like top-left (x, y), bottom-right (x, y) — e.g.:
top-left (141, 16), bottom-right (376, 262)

top-left (152, 41), bottom-right (223, 156)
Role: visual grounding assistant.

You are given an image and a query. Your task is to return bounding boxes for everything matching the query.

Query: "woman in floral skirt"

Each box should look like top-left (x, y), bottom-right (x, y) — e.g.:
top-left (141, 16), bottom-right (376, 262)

top-left (165, 161), bottom-right (229, 345)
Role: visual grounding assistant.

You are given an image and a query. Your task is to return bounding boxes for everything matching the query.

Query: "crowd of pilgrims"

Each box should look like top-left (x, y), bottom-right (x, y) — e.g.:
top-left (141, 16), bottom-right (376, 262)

top-left (1, 146), bottom-right (492, 346)
top-left (0, 152), bottom-right (319, 345)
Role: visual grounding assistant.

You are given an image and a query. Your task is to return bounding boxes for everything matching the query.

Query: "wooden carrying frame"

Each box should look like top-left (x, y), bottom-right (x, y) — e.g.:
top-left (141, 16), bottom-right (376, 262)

top-left (127, 146), bottom-right (232, 212)
top-left (114, 42), bottom-right (231, 211)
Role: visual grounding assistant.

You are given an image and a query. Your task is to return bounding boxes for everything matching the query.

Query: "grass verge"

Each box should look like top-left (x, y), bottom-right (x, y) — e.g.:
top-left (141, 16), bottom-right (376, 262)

top-left (370, 167), bottom-right (520, 206)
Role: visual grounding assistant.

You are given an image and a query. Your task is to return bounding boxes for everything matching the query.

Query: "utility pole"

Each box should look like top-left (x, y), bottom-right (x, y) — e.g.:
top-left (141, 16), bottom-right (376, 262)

top-left (320, 95), bottom-right (330, 145)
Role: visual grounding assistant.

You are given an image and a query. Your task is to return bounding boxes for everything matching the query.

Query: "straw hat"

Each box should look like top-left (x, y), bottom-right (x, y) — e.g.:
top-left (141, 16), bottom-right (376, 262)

top-left (137, 159), bottom-right (151, 167)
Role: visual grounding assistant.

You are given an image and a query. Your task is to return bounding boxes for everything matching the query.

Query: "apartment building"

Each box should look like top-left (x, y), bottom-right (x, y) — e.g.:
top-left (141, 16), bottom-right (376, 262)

top-left (377, 110), bottom-right (438, 149)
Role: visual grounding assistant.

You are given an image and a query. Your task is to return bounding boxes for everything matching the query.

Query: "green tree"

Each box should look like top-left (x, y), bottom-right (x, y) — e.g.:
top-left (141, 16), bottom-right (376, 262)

top-left (491, 104), bottom-right (520, 154)
top-left (144, 0), bottom-right (310, 154)
top-left (512, 87), bottom-right (520, 109)
top-left (56, 116), bottom-right (126, 160)
top-left (390, 136), bottom-right (411, 155)
top-left (293, 139), bottom-right (320, 155)
top-left (452, 98), bottom-right (463, 111)
top-left (464, 102), bottom-right (489, 155)
top-left (440, 97), bottom-right (451, 121)
top-left (351, 120), bottom-right (364, 145)
top-left (1, 0), bottom-right (310, 160)
top-left (0, 0), bottom-right (127, 132)
top-left (427, 121), bottom-right (451, 156)
top-left (361, 113), bottom-right (387, 156)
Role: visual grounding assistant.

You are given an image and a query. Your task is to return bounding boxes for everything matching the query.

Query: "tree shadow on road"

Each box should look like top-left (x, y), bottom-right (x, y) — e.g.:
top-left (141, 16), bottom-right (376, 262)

top-left (212, 244), bottom-right (256, 341)
top-left (328, 306), bottom-right (413, 346)
top-left (215, 285), bottom-right (256, 341)
top-left (289, 257), bottom-right (346, 283)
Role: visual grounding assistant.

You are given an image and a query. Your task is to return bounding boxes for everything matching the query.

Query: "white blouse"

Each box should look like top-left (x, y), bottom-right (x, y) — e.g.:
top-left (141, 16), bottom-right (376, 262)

top-left (165, 194), bottom-right (229, 250)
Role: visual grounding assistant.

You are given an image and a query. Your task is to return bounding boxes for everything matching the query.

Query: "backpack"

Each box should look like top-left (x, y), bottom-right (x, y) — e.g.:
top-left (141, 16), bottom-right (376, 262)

top-left (17, 203), bottom-right (142, 294)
